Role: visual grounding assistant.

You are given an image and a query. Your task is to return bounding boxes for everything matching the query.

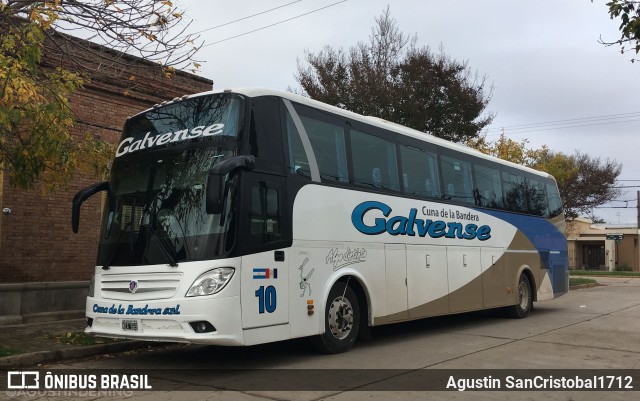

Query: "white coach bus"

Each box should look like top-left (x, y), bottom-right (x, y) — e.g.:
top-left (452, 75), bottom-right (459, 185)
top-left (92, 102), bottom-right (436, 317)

top-left (72, 88), bottom-right (569, 353)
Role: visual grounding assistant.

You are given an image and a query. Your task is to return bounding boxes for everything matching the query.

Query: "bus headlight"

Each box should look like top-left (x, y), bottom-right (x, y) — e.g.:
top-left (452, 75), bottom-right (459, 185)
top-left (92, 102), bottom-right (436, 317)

top-left (186, 268), bottom-right (235, 297)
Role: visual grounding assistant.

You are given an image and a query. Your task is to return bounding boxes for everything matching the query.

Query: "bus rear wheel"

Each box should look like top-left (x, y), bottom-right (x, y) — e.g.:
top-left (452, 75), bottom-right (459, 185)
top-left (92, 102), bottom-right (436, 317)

top-left (312, 281), bottom-right (360, 354)
top-left (506, 273), bottom-right (533, 319)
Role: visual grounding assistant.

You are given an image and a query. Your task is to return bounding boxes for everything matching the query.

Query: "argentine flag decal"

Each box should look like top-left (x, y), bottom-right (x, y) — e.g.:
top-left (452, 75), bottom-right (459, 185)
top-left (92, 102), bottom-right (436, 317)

top-left (253, 268), bottom-right (278, 279)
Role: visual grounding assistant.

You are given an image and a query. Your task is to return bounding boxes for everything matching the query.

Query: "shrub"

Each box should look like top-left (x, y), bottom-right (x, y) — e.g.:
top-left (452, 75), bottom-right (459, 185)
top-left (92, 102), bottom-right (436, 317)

top-left (615, 263), bottom-right (632, 272)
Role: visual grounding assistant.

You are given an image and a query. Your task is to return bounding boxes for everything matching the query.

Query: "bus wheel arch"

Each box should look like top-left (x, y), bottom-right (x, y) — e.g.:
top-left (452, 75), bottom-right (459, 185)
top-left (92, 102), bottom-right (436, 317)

top-left (506, 267), bottom-right (535, 319)
top-left (340, 275), bottom-right (373, 342)
top-left (312, 275), bottom-right (368, 353)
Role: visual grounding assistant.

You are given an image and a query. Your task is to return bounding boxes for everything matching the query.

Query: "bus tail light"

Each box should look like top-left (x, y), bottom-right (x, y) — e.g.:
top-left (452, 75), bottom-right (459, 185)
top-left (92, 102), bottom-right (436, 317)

top-left (186, 268), bottom-right (235, 297)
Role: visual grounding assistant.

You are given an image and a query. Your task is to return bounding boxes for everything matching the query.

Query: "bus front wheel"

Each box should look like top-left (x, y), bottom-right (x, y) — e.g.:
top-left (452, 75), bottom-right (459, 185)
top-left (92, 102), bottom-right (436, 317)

top-left (312, 281), bottom-right (360, 354)
top-left (506, 273), bottom-right (533, 319)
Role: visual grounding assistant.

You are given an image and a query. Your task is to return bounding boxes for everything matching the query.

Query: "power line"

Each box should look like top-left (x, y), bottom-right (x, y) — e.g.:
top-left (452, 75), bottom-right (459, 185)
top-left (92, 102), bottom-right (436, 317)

top-left (191, 1), bottom-right (303, 35)
top-left (486, 111), bottom-right (640, 132)
top-left (485, 112), bottom-right (640, 136)
top-left (486, 117), bottom-right (640, 136)
top-left (202, 0), bottom-right (348, 48)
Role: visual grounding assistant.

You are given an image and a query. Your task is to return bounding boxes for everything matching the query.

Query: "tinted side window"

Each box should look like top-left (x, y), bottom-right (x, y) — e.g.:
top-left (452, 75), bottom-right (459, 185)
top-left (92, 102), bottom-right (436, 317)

top-left (400, 145), bottom-right (440, 198)
top-left (502, 171), bottom-right (526, 212)
top-left (248, 182), bottom-right (282, 247)
top-left (526, 177), bottom-right (548, 216)
top-left (299, 114), bottom-right (348, 183)
top-left (546, 181), bottom-right (563, 217)
top-left (440, 155), bottom-right (474, 204)
top-left (284, 110), bottom-right (311, 178)
top-left (474, 163), bottom-right (503, 209)
top-left (249, 97), bottom-right (283, 162)
top-left (350, 129), bottom-right (399, 191)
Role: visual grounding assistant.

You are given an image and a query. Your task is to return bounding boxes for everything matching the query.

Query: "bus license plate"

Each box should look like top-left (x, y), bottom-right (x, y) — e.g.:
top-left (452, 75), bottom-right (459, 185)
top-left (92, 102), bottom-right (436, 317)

top-left (122, 319), bottom-right (138, 331)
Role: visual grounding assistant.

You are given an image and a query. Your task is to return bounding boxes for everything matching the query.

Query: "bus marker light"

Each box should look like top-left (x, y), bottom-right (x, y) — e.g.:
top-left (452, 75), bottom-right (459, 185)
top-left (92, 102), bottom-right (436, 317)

top-left (307, 300), bottom-right (314, 315)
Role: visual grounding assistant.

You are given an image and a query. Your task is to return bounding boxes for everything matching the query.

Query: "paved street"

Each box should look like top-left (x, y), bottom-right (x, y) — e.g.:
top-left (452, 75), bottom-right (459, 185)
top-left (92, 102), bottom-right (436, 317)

top-left (12, 277), bottom-right (640, 400)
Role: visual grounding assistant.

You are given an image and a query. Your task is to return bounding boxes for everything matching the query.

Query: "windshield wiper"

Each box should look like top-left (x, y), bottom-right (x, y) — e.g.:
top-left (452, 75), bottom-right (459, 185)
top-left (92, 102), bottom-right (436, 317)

top-left (143, 223), bottom-right (179, 267)
top-left (101, 226), bottom-right (128, 270)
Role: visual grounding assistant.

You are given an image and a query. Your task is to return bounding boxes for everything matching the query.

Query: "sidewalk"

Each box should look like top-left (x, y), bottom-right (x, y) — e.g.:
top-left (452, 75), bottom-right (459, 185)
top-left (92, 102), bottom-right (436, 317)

top-left (0, 319), bottom-right (156, 368)
top-left (572, 275), bottom-right (640, 286)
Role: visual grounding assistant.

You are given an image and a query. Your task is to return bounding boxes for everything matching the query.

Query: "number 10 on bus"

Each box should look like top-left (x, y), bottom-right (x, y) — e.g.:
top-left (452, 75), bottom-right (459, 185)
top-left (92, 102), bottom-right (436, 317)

top-left (255, 286), bottom-right (277, 314)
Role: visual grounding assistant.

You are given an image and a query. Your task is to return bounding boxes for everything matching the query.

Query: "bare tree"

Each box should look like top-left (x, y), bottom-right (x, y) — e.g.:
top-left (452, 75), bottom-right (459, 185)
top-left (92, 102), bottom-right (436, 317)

top-left (2, 0), bottom-right (202, 74)
top-left (0, 0), bottom-right (203, 189)
top-left (559, 152), bottom-right (622, 219)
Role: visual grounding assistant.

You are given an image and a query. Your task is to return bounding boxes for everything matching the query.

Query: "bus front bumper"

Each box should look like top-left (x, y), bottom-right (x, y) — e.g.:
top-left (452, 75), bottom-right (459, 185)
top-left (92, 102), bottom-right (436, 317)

top-left (85, 295), bottom-right (244, 346)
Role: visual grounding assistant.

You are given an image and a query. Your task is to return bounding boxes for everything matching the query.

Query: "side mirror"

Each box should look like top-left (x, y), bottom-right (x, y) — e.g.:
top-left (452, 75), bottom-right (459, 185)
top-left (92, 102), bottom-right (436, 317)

top-left (72, 181), bottom-right (112, 233)
top-left (206, 155), bottom-right (256, 214)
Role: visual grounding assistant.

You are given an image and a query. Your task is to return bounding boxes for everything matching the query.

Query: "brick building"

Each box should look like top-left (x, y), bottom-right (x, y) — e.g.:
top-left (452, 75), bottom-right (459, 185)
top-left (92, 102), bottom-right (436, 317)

top-left (0, 34), bottom-right (212, 323)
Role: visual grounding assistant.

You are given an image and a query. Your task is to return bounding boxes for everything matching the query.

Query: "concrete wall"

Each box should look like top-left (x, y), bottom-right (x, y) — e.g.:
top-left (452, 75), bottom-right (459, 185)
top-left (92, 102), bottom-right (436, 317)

top-left (616, 236), bottom-right (639, 270)
top-left (0, 281), bottom-right (89, 325)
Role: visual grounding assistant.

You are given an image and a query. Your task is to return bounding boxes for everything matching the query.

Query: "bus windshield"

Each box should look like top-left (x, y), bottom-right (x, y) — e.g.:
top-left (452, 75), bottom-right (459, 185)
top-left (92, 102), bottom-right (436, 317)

top-left (96, 93), bottom-right (245, 267)
top-left (96, 146), bottom-right (238, 267)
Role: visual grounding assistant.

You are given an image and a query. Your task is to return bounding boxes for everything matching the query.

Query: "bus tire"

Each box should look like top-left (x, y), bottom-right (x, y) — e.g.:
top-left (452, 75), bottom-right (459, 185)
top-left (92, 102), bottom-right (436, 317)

top-left (312, 281), bottom-right (360, 354)
top-left (506, 273), bottom-right (533, 319)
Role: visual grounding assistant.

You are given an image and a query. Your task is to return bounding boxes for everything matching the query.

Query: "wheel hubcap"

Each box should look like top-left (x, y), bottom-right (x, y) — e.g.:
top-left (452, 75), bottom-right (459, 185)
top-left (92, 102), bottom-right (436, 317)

top-left (328, 296), bottom-right (353, 340)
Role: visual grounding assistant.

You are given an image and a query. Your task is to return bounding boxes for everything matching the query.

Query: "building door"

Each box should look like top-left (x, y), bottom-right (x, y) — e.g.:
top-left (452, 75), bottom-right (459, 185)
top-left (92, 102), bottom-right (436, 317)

top-left (582, 244), bottom-right (605, 269)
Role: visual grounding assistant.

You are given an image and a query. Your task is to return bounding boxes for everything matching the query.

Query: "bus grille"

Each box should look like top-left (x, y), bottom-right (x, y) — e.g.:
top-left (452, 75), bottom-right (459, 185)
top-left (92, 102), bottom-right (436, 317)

top-left (100, 273), bottom-right (183, 300)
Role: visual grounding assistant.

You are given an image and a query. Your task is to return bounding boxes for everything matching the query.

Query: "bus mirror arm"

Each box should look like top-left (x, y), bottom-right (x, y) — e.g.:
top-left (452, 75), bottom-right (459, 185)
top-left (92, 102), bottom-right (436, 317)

top-left (206, 155), bottom-right (256, 214)
top-left (72, 181), bottom-right (114, 233)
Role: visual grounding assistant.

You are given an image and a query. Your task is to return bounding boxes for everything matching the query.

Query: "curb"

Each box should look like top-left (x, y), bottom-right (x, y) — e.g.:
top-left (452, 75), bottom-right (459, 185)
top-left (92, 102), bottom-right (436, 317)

top-left (0, 341), bottom-right (161, 369)
top-left (569, 282), bottom-right (599, 290)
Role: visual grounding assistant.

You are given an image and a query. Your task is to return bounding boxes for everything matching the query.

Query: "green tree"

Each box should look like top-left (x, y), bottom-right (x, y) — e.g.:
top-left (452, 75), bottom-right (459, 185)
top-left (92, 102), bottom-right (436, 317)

top-left (294, 7), bottom-right (493, 143)
top-left (467, 133), bottom-right (622, 219)
top-left (596, 0), bottom-right (640, 62)
top-left (0, 0), bottom-right (201, 189)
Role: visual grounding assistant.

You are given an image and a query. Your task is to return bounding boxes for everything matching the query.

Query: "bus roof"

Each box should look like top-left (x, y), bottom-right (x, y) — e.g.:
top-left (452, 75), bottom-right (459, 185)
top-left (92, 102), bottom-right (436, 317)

top-left (138, 87), bottom-right (554, 181)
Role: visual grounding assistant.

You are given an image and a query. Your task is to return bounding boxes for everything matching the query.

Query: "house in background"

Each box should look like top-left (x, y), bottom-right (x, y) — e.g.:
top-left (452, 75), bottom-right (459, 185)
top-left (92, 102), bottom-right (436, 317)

top-left (566, 218), bottom-right (639, 272)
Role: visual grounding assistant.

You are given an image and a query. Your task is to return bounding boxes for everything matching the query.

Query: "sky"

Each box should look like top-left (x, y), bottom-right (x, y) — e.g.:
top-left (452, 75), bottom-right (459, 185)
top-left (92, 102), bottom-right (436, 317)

top-left (179, 0), bottom-right (639, 224)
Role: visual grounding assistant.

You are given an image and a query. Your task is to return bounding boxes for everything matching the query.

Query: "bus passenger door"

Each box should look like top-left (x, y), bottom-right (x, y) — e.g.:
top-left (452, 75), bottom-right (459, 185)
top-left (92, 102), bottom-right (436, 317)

top-left (406, 245), bottom-right (449, 319)
top-left (240, 174), bottom-right (289, 329)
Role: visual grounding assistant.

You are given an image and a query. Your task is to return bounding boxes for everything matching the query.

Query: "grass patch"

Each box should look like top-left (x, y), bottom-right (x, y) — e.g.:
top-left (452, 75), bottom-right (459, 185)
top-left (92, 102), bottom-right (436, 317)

top-left (570, 277), bottom-right (597, 287)
top-left (569, 270), bottom-right (640, 277)
top-left (0, 346), bottom-right (24, 357)
top-left (45, 332), bottom-right (123, 346)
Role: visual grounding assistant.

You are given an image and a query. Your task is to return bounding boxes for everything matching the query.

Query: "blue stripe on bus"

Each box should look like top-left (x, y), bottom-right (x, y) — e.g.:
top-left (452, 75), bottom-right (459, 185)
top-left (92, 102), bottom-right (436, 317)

top-left (477, 209), bottom-right (569, 296)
